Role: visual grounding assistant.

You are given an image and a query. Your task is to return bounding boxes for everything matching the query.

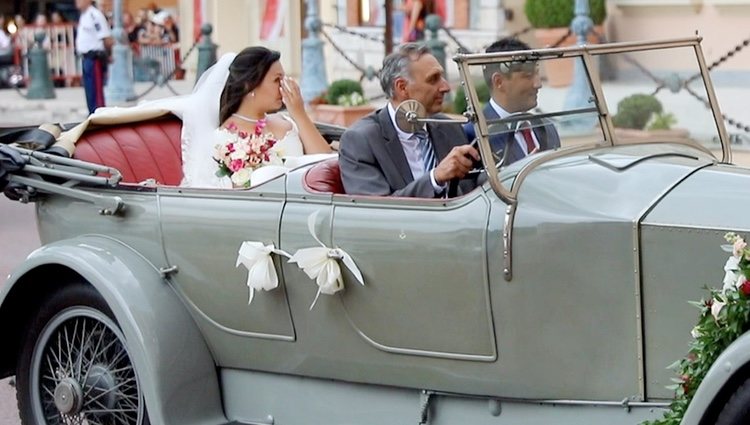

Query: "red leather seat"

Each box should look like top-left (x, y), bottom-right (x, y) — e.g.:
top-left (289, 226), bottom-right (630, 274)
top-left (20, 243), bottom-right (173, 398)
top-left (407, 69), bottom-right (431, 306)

top-left (72, 115), bottom-right (183, 185)
top-left (304, 158), bottom-right (345, 194)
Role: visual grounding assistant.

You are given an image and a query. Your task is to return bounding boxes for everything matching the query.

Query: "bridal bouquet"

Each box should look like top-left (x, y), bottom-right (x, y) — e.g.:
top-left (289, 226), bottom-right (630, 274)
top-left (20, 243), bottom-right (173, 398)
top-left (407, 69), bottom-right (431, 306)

top-left (213, 120), bottom-right (282, 187)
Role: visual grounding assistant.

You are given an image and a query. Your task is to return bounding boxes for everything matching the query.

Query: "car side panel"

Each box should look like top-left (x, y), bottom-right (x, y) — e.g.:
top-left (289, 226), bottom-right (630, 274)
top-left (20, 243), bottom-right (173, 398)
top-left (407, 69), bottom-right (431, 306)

top-left (486, 148), bottom-right (713, 400)
top-left (641, 165), bottom-right (750, 400)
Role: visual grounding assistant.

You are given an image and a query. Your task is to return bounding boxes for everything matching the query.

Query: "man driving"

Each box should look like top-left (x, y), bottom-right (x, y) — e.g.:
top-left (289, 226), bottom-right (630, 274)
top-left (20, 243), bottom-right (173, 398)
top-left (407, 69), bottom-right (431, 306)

top-left (465, 38), bottom-right (560, 166)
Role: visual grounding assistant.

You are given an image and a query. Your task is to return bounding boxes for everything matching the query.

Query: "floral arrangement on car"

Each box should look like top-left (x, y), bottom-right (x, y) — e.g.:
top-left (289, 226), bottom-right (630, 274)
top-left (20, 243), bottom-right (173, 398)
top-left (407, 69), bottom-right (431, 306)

top-left (643, 232), bottom-right (750, 425)
top-left (213, 119), bottom-right (282, 188)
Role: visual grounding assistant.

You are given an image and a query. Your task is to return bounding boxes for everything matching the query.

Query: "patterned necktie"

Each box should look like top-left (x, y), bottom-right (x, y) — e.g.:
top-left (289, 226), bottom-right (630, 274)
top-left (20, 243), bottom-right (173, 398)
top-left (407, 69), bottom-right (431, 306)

top-left (517, 121), bottom-right (536, 154)
top-left (414, 130), bottom-right (437, 172)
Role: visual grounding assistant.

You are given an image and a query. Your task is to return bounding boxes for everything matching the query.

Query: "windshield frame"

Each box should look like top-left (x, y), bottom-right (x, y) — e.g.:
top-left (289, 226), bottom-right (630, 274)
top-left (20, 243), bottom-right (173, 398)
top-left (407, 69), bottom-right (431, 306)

top-left (453, 36), bottom-right (730, 206)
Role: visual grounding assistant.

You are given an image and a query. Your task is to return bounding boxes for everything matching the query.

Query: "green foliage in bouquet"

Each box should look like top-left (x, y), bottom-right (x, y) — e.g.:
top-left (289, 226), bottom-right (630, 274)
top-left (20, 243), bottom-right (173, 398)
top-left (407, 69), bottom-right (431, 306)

top-left (453, 80), bottom-right (490, 114)
top-left (612, 94), bottom-right (663, 130)
top-left (326, 79), bottom-right (366, 106)
top-left (643, 232), bottom-right (750, 425)
top-left (524, 0), bottom-right (606, 29)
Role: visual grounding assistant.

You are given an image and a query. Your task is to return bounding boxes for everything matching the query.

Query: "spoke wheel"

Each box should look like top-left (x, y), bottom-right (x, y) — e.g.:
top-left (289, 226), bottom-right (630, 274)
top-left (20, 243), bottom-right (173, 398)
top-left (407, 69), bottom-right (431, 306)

top-left (16, 284), bottom-right (148, 425)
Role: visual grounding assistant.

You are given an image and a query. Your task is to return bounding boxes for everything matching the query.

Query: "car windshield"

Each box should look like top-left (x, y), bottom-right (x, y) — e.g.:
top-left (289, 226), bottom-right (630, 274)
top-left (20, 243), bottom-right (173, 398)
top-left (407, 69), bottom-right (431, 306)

top-left (455, 38), bottom-right (728, 202)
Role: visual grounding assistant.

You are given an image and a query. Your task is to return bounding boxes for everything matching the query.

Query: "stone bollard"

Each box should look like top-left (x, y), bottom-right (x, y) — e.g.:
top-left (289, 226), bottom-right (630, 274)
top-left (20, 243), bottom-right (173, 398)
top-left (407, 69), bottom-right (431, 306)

top-left (27, 32), bottom-right (56, 99)
top-left (195, 24), bottom-right (217, 84)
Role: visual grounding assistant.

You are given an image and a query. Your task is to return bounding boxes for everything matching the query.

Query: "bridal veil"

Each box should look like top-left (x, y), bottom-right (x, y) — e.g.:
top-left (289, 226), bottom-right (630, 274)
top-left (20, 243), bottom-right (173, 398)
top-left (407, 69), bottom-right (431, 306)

top-left (180, 53), bottom-right (237, 188)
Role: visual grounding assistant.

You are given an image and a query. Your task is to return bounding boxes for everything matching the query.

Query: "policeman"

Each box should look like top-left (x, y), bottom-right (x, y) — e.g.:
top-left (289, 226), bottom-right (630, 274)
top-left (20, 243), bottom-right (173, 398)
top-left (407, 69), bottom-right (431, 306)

top-left (75, 0), bottom-right (113, 114)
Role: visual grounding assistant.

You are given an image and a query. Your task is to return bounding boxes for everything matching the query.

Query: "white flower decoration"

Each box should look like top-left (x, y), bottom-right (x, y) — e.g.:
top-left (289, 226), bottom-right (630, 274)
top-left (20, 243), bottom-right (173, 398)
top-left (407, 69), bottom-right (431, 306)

top-left (690, 326), bottom-right (702, 339)
top-left (289, 211), bottom-right (364, 309)
top-left (723, 256), bottom-right (740, 292)
top-left (737, 274), bottom-right (748, 290)
top-left (235, 241), bottom-right (290, 304)
top-left (734, 239), bottom-right (748, 258)
top-left (711, 297), bottom-right (726, 321)
top-left (231, 168), bottom-right (252, 187)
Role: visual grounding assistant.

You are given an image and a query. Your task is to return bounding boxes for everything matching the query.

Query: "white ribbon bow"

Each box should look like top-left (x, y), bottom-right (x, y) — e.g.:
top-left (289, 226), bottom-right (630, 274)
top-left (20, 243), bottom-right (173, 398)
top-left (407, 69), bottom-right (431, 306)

top-left (289, 211), bottom-right (364, 309)
top-left (235, 242), bottom-right (291, 304)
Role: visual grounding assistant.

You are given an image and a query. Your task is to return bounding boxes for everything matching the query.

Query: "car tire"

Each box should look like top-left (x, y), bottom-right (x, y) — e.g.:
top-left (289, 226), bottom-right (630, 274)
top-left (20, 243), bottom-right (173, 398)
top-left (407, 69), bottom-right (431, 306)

top-left (716, 377), bottom-right (750, 425)
top-left (15, 284), bottom-right (150, 425)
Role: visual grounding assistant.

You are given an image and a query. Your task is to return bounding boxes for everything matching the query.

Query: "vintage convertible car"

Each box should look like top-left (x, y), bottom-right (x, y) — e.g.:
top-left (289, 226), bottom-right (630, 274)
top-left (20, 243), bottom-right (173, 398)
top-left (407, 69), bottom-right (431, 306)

top-left (0, 36), bottom-right (748, 425)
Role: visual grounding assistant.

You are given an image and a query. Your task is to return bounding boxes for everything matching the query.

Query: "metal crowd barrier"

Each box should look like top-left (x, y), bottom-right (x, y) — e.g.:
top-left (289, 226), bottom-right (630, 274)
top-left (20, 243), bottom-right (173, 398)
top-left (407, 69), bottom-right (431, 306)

top-left (17, 24), bottom-right (79, 86)
top-left (15, 24), bottom-right (183, 86)
top-left (136, 44), bottom-right (182, 82)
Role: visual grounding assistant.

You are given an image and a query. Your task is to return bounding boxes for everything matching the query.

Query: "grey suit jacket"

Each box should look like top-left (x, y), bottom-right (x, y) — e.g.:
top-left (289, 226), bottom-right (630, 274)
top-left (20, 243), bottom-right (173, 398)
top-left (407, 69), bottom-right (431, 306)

top-left (339, 107), bottom-right (478, 198)
top-left (463, 103), bottom-right (561, 166)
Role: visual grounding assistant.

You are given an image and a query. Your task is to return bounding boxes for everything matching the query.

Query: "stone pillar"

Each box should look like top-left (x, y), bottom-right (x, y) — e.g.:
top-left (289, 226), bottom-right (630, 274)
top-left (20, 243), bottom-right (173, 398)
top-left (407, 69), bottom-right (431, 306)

top-left (105, 0), bottom-right (136, 103)
top-left (562, 0), bottom-right (595, 133)
top-left (301, 0), bottom-right (328, 103)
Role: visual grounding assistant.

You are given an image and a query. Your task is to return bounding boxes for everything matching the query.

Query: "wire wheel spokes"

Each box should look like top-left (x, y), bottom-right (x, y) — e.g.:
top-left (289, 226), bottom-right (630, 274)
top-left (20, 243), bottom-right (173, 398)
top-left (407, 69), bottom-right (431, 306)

top-left (32, 307), bottom-right (145, 425)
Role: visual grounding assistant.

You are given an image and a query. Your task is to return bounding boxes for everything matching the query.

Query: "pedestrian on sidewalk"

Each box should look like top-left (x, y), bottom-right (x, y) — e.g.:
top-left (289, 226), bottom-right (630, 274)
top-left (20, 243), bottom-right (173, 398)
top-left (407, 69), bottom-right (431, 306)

top-left (75, 0), bottom-right (113, 114)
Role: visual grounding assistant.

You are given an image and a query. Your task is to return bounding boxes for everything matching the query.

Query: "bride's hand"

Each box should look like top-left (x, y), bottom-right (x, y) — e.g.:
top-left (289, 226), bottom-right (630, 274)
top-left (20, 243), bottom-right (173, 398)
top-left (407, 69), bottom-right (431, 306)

top-left (280, 76), bottom-right (305, 119)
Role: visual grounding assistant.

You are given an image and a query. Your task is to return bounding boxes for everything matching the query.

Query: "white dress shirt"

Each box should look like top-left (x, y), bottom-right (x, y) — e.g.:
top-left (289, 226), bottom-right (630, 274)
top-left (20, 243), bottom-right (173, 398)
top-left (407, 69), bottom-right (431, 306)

top-left (387, 103), bottom-right (445, 193)
top-left (76, 5), bottom-right (111, 54)
top-left (489, 98), bottom-right (539, 155)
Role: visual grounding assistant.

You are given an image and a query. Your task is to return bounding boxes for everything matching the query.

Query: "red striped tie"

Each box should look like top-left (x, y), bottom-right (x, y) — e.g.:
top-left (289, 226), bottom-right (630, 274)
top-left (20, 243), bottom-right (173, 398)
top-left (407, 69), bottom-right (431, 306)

top-left (519, 126), bottom-right (536, 154)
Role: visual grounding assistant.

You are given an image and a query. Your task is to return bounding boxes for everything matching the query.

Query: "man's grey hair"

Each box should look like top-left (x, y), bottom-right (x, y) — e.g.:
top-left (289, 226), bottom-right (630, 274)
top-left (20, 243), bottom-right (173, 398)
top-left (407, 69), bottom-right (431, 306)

top-left (379, 43), bottom-right (432, 99)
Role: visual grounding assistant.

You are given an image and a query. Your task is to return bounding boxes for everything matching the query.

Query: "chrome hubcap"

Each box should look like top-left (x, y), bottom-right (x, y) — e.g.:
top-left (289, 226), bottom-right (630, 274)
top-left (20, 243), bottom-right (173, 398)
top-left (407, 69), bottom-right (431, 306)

top-left (53, 378), bottom-right (82, 415)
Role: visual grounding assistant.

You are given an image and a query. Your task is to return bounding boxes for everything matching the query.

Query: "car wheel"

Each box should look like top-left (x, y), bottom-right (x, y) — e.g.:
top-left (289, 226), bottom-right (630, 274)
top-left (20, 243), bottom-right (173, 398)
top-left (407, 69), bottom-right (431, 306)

top-left (15, 284), bottom-right (149, 425)
top-left (716, 377), bottom-right (750, 425)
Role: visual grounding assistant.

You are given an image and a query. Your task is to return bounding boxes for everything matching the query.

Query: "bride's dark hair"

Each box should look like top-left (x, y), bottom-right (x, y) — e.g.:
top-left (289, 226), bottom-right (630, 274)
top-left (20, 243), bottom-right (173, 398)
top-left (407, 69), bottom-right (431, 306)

top-left (219, 46), bottom-right (281, 124)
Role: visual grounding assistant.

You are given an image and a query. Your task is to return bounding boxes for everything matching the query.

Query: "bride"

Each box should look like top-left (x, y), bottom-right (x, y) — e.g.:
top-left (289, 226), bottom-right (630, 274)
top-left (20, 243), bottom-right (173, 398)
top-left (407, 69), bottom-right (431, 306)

top-left (181, 46), bottom-right (333, 188)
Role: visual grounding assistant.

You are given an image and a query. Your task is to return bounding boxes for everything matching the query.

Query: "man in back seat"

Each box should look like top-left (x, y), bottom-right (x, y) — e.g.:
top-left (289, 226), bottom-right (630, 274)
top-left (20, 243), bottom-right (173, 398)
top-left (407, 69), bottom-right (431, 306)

top-left (338, 43), bottom-right (480, 198)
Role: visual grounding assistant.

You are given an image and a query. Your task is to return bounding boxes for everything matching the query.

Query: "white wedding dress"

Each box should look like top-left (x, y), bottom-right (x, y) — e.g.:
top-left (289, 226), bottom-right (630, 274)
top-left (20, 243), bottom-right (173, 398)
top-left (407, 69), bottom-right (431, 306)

top-left (180, 53), bottom-right (333, 188)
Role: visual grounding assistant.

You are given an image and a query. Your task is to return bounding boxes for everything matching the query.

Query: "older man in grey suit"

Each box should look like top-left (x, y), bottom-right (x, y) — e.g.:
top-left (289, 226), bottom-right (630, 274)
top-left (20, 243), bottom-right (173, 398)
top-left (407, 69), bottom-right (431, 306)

top-left (464, 38), bottom-right (560, 166)
top-left (339, 43), bottom-right (480, 198)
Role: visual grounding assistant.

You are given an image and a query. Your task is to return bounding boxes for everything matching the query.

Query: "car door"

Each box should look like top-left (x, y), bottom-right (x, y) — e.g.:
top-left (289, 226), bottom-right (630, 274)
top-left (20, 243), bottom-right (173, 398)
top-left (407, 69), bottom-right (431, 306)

top-left (158, 178), bottom-right (295, 347)
top-left (327, 190), bottom-right (496, 360)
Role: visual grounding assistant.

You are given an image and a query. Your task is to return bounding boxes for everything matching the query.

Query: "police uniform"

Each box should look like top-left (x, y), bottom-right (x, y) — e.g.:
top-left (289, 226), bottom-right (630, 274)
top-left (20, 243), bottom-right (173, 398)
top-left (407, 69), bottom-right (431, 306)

top-left (76, 5), bottom-right (111, 114)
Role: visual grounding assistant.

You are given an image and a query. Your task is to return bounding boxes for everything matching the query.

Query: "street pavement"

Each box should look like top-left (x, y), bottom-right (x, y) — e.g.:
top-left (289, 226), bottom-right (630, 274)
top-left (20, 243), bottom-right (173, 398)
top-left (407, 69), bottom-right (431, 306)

top-left (0, 201), bottom-right (37, 425)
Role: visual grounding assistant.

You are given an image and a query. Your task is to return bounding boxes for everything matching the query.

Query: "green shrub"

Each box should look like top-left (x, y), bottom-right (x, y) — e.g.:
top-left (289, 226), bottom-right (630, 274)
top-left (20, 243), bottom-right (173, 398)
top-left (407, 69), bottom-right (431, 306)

top-left (612, 94), bottom-right (663, 130)
top-left (326, 79), bottom-right (365, 106)
top-left (453, 80), bottom-right (490, 114)
top-left (524, 0), bottom-right (606, 29)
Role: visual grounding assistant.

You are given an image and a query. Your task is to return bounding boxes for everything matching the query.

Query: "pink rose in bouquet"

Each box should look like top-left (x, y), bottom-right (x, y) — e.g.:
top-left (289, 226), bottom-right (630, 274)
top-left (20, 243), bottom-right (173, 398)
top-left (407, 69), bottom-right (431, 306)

top-left (213, 119), bottom-right (282, 187)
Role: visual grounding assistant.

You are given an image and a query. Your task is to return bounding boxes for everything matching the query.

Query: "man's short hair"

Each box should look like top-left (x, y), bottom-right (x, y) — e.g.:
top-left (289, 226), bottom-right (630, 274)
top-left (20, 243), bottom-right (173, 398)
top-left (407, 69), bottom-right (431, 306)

top-left (483, 37), bottom-right (534, 87)
top-left (379, 43), bottom-right (432, 99)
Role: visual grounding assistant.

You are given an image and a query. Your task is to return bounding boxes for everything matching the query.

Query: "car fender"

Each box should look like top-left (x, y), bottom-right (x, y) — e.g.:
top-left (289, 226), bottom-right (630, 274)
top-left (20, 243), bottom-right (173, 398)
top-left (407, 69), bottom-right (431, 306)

top-left (0, 235), bottom-right (226, 425)
top-left (680, 330), bottom-right (750, 425)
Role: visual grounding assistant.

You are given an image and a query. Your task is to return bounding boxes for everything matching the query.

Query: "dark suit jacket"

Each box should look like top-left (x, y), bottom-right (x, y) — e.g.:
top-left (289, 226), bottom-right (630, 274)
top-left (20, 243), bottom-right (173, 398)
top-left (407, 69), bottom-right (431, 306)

top-left (339, 107), bottom-right (478, 198)
top-left (464, 103), bottom-right (561, 166)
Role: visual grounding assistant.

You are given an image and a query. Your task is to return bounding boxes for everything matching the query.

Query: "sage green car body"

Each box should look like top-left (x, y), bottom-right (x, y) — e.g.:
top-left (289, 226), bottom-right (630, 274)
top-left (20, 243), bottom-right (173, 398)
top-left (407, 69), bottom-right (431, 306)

top-left (1, 37), bottom-right (748, 424)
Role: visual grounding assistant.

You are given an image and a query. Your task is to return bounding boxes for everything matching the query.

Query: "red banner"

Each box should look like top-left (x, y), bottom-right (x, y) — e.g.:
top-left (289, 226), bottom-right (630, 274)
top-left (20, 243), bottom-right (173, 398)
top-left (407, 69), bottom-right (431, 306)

top-left (260, 0), bottom-right (286, 41)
